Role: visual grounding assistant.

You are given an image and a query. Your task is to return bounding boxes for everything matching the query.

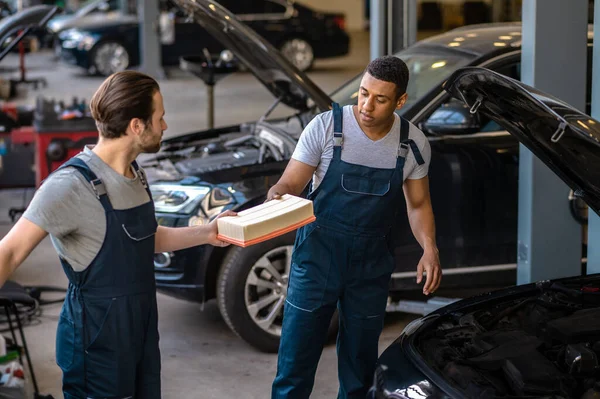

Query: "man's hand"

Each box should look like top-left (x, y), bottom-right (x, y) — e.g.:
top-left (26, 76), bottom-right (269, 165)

top-left (265, 185), bottom-right (286, 202)
top-left (206, 210), bottom-right (237, 247)
top-left (403, 176), bottom-right (441, 296)
top-left (416, 248), bottom-right (441, 295)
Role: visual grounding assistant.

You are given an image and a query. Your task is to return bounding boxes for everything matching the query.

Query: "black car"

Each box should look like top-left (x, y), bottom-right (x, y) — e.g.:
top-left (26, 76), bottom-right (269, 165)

top-left (141, 0), bottom-right (590, 353)
top-left (367, 68), bottom-right (600, 398)
top-left (55, 0), bottom-right (349, 75)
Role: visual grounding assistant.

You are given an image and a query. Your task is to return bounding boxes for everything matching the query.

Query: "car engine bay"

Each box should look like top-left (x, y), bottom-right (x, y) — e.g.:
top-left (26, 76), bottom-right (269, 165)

top-left (415, 280), bottom-right (600, 399)
top-left (141, 119), bottom-right (301, 182)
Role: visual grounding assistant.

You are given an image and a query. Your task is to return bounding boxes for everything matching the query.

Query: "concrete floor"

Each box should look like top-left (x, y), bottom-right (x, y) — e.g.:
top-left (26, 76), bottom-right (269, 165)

top-left (0, 31), bottom-right (418, 398)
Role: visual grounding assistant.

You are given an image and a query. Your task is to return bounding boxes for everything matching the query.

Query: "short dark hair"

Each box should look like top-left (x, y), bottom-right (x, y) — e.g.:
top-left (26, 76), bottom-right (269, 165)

top-left (90, 71), bottom-right (160, 139)
top-left (365, 55), bottom-right (409, 99)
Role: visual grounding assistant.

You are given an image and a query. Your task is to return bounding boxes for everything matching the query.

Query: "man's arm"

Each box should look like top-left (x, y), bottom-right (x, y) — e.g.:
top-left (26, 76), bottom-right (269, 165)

top-left (403, 176), bottom-right (441, 295)
top-left (155, 210), bottom-right (236, 253)
top-left (0, 218), bottom-right (48, 287)
top-left (266, 159), bottom-right (317, 201)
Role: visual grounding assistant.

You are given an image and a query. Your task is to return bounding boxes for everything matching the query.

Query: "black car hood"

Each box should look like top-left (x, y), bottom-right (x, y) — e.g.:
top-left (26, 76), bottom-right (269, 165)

top-left (171, 0), bottom-right (331, 112)
top-left (444, 67), bottom-right (600, 215)
top-left (0, 5), bottom-right (59, 62)
top-left (374, 274), bottom-right (600, 399)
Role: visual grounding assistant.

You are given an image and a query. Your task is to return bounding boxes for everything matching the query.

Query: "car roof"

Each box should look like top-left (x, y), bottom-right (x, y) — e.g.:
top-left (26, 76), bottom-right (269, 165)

top-left (412, 22), bottom-right (593, 57)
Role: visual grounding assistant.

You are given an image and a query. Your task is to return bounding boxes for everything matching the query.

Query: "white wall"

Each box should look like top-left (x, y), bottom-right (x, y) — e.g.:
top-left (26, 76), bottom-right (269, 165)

top-left (295, 0), bottom-right (366, 31)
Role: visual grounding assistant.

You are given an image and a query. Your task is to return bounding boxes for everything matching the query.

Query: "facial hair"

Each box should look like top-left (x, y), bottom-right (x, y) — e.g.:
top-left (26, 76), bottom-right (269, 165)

top-left (139, 126), bottom-right (162, 154)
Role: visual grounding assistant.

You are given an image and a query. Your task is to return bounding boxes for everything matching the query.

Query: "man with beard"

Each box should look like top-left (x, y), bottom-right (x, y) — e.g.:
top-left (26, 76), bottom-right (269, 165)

top-left (0, 71), bottom-right (234, 398)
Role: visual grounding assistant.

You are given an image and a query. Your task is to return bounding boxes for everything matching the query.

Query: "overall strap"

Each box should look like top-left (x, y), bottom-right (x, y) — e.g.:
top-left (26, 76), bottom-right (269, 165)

top-left (332, 102), bottom-right (343, 160)
top-left (397, 117), bottom-right (425, 165)
top-left (131, 159), bottom-right (153, 199)
top-left (58, 157), bottom-right (113, 212)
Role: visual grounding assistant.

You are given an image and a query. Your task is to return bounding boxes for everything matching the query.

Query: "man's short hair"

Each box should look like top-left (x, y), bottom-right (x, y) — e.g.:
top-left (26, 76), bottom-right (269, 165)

top-left (365, 55), bottom-right (409, 99)
top-left (89, 71), bottom-right (160, 139)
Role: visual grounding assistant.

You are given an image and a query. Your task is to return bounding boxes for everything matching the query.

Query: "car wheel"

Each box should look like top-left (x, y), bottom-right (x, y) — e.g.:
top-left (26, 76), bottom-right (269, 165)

top-left (279, 38), bottom-right (314, 72)
top-left (217, 232), bottom-right (338, 353)
top-left (92, 41), bottom-right (130, 76)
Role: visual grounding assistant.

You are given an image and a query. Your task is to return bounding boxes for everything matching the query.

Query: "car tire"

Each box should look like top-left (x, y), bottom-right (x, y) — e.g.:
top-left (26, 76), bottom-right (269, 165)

top-left (217, 232), bottom-right (338, 353)
top-left (279, 38), bottom-right (314, 72)
top-left (91, 41), bottom-right (130, 77)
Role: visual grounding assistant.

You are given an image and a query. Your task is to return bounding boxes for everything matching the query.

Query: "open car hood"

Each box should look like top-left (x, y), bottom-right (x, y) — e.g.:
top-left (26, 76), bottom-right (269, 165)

top-left (171, 0), bottom-right (331, 112)
top-left (0, 5), bottom-right (59, 63)
top-left (444, 67), bottom-right (600, 215)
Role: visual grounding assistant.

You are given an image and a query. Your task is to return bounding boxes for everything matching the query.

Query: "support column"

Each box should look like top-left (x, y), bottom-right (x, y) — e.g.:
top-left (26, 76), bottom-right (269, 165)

top-left (389, 0), bottom-right (417, 54)
top-left (137, 0), bottom-right (165, 80)
top-left (517, 0), bottom-right (587, 284)
top-left (370, 0), bottom-right (417, 60)
top-left (370, 0), bottom-right (386, 60)
top-left (588, 0), bottom-right (600, 274)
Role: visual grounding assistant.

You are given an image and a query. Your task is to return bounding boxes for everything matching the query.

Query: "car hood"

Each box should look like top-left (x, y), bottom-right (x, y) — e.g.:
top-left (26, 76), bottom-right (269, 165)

top-left (443, 66), bottom-right (600, 215)
top-left (0, 5), bottom-right (58, 61)
top-left (171, 0), bottom-right (331, 112)
top-left (374, 273), bottom-right (600, 399)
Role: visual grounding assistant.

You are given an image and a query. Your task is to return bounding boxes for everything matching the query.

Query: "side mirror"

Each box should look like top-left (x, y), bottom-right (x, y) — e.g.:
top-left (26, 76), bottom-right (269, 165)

top-left (422, 99), bottom-right (481, 135)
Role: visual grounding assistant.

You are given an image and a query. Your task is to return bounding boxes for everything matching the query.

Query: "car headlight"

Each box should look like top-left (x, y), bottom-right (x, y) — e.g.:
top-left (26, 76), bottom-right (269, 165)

top-left (150, 184), bottom-right (210, 213)
top-left (59, 28), bottom-right (81, 40)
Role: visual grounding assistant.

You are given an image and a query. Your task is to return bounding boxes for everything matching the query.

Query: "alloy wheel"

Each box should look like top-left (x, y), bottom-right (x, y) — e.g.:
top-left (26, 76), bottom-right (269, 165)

top-left (94, 42), bottom-right (129, 76)
top-left (280, 38), bottom-right (314, 72)
top-left (244, 245), bottom-right (293, 337)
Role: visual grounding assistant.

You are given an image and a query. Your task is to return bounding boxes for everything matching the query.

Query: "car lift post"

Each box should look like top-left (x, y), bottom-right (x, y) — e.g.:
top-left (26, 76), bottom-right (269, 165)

top-left (369, 0), bottom-right (416, 60)
top-left (588, 0), bottom-right (600, 274)
top-left (518, 0), bottom-right (587, 283)
top-left (137, 0), bottom-right (165, 80)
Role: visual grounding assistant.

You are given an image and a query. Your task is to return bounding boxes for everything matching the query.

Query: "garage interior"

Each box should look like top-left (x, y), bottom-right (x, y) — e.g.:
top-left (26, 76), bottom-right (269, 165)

top-left (0, 0), bottom-right (598, 397)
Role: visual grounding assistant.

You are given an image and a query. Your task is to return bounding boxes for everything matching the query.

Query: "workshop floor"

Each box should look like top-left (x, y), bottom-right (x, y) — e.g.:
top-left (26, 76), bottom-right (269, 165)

top-left (0, 31), bottom-right (418, 398)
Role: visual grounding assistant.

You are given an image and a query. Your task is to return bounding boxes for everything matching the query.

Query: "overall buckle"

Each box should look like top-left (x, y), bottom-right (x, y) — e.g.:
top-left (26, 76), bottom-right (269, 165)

top-left (334, 133), bottom-right (343, 147)
top-left (90, 179), bottom-right (106, 199)
top-left (398, 143), bottom-right (409, 158)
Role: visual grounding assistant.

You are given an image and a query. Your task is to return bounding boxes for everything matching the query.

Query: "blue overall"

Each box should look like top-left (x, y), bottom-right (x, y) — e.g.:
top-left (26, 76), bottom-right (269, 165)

top-left (54, 158), bottom-right (161, 399)
top-left (272, 103), bottom-right (424, 399)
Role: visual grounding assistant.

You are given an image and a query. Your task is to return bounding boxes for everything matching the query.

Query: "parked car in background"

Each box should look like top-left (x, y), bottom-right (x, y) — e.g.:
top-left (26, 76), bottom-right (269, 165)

top-left (46, 0), bottom-right (119, 50)
top-left (139, 0), bottom-right (590, 353)
top-left (367, 67), bottom-right (600, 397)
top-left (55, 0), bottom-right (349, 75)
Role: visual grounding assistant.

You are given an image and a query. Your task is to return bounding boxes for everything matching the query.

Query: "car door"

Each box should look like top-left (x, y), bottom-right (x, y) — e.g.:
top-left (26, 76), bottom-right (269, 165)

top-left (390, 53), bottom-right (522, 291)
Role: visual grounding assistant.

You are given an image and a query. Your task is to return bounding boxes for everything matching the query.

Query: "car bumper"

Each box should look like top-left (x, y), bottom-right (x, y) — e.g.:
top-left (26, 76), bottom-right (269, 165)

top-left (58, 46), bottom-right (90, 69)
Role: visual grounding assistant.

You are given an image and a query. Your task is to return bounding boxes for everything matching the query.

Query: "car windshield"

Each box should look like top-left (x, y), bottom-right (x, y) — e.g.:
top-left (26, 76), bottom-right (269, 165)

top-left (330, 46), bottom-right (476, 115)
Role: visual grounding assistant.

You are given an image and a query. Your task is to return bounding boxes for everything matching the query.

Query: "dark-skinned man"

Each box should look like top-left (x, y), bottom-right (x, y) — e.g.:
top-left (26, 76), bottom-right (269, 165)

top-left (270, 56), bottom-right (442, 399)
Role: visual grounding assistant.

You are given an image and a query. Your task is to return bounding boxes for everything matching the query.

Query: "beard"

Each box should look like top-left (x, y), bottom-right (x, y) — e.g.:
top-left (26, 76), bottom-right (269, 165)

top-left (139, 127), bottom-right (162, 153)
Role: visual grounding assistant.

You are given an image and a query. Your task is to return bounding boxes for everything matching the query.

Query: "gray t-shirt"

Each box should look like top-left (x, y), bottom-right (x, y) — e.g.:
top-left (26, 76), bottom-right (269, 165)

top-left (292, 105), bottom-right (431, 191)
top-left (23, 146), bottom-right (153, 272)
